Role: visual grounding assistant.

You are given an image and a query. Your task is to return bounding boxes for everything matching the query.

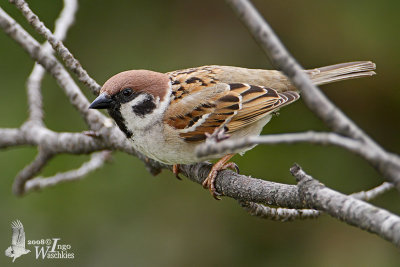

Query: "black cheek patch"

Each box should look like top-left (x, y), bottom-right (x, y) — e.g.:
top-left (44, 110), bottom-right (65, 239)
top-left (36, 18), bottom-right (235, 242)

top-left (132, 97), bottom-right (156, 117)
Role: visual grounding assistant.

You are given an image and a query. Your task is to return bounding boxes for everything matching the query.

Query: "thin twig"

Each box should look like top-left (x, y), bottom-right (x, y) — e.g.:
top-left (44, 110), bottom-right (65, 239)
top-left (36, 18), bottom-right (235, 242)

top-left (0, 7), bottom-right (103, 129)
top-left (352, 182), bottom-right (394, 201)
top-left (24, 151), bottom-right (112, 194)
top-left (0, 7), bottom-right (147, 154)
top-left (225, 0), bottom-right (374, 143)
top-left (10, 0), bottom-right (100, 95)
top-left (26, 0), bottom-right (78, 123)
top-left (225, 0), bottom-right (400, 189)
top-left (27, 64), bottom-right (45, 123)
top-left (12, 149), bottom-right (54, 196)
top-left (196, 132), bottom-right (400, 187)
top-left (196, 131), bottom-right (362, 158)
top-left (239, 201), bottom-right (321, 221)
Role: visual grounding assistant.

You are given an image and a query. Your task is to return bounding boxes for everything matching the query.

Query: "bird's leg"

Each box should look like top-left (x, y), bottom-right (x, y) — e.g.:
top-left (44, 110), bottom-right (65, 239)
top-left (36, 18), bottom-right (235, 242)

top-left (172, 164), bottom-right (182, 180)
top-left (202, 154), bottom-right (239, 200)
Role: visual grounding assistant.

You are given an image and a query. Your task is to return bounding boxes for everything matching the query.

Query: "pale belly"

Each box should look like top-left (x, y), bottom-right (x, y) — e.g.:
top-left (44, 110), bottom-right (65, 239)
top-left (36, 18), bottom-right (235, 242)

top-left (129, 122), bottom-right (197, 164)
top-left (131, 133), bottom-right (200, 165)
top-left (130, 115), bottom-right (272, 165)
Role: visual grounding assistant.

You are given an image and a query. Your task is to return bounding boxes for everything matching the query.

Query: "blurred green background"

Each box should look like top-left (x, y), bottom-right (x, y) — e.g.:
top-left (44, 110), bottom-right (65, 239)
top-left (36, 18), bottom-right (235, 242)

top-left (1, 0), bottom-right (399, 266)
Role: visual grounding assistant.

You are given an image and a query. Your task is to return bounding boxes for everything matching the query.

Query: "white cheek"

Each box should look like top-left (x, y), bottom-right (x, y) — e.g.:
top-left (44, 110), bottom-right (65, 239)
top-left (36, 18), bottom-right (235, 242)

top-left (120, 95), bottom-right (150, 129)
top-left (119, 94), bottom-right (162, 130)
top-left (120, 83), bottom-right (172, 131)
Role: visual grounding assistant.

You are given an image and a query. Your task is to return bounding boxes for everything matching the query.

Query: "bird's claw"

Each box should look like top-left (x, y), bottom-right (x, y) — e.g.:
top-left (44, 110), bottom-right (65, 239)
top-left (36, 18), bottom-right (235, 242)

top-left (202, 169), bottom-right (222, 200)
top-left (172, 164), bottom-right (182, 180)
top-left (223, 162), bottom-right (240, 174)
top-left (202, 154), bottom-right (239, 200)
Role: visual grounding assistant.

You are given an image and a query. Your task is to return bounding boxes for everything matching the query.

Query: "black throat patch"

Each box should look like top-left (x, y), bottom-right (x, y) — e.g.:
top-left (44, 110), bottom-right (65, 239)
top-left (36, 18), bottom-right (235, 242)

top-left (107, 104), bottom-right (133, 139)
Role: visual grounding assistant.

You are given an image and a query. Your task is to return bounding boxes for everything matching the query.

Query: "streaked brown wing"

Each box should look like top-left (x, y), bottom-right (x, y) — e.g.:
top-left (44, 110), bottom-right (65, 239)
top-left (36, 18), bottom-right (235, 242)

top-left (165, 68), bottom-right (299, 142)
top-left (227, 84), bottom-right (299, 132)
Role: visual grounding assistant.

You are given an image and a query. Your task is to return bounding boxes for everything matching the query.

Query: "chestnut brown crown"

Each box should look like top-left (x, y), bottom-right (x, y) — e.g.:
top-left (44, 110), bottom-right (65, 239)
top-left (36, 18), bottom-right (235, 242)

top-left (100, 70), bottom-right (170, 101)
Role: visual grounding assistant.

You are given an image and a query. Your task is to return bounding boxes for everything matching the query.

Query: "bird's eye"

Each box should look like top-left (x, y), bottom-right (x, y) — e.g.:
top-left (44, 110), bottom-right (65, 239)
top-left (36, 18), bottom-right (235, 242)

top-left (122, 88), bottom-right (133, 97)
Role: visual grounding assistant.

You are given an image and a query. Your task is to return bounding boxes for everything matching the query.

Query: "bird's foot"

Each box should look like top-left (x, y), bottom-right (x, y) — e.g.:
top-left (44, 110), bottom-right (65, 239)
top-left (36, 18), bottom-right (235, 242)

top-left (202, 154), bottom-right (239, 200)
top-left (172, 164), bottom-right (182, 180)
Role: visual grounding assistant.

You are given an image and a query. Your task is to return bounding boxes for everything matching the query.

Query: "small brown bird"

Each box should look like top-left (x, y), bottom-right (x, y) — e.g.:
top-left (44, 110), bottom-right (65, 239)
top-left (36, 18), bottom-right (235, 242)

top-left (89, 62), bottom-right (376, 199)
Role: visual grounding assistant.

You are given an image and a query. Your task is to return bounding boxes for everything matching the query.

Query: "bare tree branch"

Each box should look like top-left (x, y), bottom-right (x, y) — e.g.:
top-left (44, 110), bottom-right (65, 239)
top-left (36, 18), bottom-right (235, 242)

top-left (0, 4), bottom-right (125, 195)
top-left (197, 131), bottom-right (362, 157)
top-left (196, 132), bottom-right (400, 187)
top-left (242, 181), bottom-right (392, 222)
top-left (225, 0), bottom-right (400, 188)
top-left (178, 162), bottom-right (307, 208)
top-left (27, 64), bottom-right (45, 123)
top-left (24, 151), bottom-right (112, 194)
top-left (291, 164), bottom-right (400, 246)
top-left (26, 0), bottom-right (78, 123)
top-left (0, 128), bottom-right (27, 148)
top-left (225, 0), bottom-right (374, 143)
top-left (0, 0), bottom-right (399, 248)
top-left (239, 201), bottom-right (321, 221)
top-left (0, 5), bottom-right (154, 157)
top-left (0, 7), bottom-right (101, 128)
top-left (9, 0), bottom-right (100, 95)
top-left (13, 149), bottom-right (54, 195)
top-left (352, 182), bottom-right (394, 201)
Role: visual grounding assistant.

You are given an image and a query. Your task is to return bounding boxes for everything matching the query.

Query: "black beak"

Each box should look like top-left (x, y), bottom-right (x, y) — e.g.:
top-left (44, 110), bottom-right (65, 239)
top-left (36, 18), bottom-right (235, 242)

top-left (89, 93), bottom-right (113, 109)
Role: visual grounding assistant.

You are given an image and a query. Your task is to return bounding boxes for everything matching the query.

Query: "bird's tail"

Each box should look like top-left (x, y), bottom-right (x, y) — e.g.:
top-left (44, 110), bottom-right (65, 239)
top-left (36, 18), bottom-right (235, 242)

top-left (306, 61), bottom-right (376, 86)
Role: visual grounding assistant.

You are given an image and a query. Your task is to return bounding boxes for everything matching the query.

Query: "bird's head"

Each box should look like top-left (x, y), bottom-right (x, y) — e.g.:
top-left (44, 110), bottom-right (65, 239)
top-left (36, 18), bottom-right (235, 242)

top-left (5, 246), bottom-right (13, 257)
top-left (89, 70), bottom-right (171, 138)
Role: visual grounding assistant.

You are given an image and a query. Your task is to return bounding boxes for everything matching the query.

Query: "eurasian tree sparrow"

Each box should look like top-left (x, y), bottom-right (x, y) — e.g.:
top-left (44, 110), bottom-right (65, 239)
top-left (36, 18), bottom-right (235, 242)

top-left (89, 62), bottom-right (376, 199)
